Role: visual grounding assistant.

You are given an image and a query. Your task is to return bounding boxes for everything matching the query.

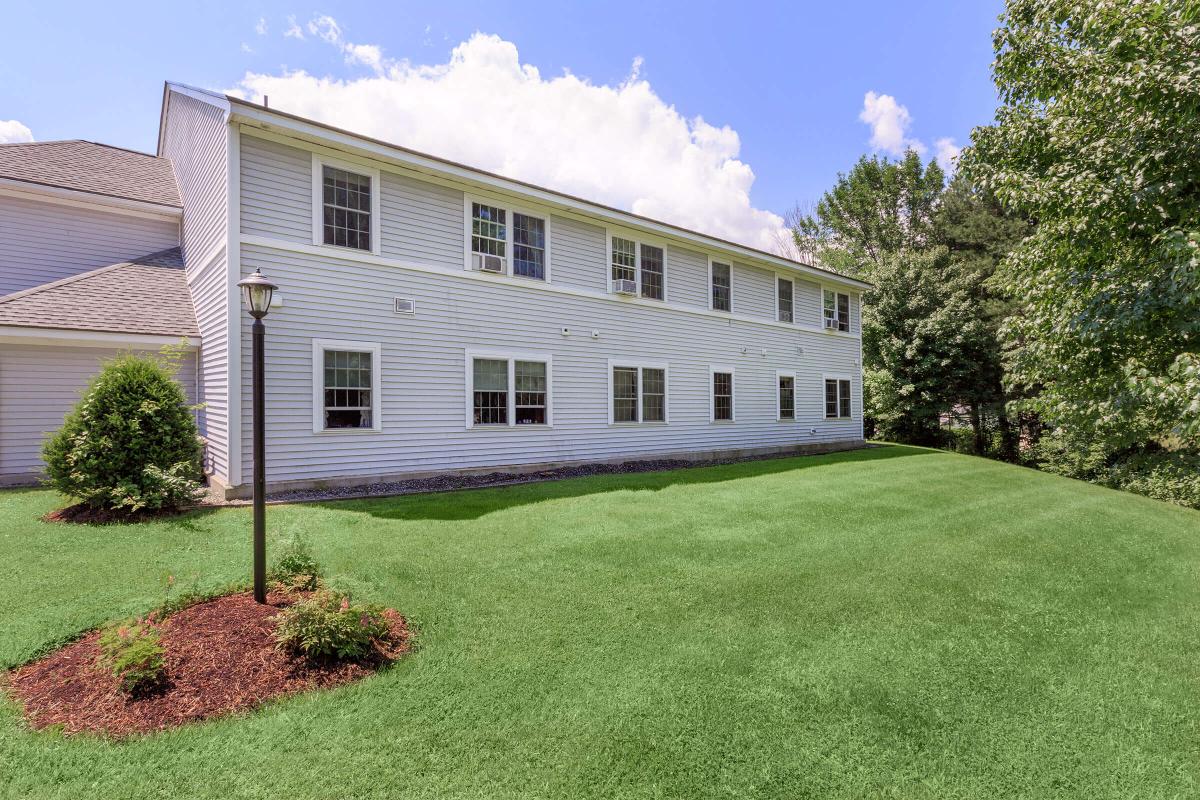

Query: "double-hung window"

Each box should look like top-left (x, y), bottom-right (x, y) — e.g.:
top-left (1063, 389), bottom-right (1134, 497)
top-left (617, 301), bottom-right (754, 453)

top-left (777, 372), bottom-right (796, 420)
top-left (610, 362), bottom-right (668, 424)
top-left (711, 261), bottom-right (732, 312)
top-left (313, 156), bottom-right (380, 254)
top-left (312, 339), bottom-right (382, 432)
top-left (824, 377), bottom-right (853, 419)
top-left (777, 277), bottom-right (794, 323)
top-left (467, 352), bottom-right (552, 427)
top-left (823, 289), bottom-right (851, 332)
top-left (711, 367), bottom-right (735, 422)
top-left (609, 236), bottom-right (665, 300)
top-left (468, 198), bottom-right (549, 280)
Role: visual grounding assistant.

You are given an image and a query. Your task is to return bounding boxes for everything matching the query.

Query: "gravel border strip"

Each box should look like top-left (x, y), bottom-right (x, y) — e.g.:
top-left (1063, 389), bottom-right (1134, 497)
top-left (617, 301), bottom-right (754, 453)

top-left (201, 445), bottom-right (873, 507)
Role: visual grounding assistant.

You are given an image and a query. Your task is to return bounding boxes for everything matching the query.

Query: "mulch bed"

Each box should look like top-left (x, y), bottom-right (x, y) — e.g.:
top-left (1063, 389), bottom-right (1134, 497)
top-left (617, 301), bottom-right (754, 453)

top-left (6, 591), bottom-right (409, 737)
top-left (42, 503), bottom-right (187, 525)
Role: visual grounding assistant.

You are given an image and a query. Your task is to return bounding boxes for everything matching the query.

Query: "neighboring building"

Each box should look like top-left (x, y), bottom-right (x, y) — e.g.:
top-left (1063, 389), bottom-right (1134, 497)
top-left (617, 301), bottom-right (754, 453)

top-left (0, 82), bottom-right (868, 495)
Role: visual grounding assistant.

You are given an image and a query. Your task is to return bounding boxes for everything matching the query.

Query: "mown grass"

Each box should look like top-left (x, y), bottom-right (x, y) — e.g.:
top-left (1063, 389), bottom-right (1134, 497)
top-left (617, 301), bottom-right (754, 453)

top-left (1, 445), bottom-right (1197, 799)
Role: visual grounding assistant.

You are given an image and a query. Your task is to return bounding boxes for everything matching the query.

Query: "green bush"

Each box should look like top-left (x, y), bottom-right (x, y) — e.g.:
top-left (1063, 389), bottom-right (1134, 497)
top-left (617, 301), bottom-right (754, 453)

top-left (270, 535), bottom-right (321, 591)
top-left (1102, 451), bottom-right (1200, 510)
top-left (42, 351), bottom-right (202, 513)
top-left (275, 590), bottom-right (390, 662)
top-left (97, 618), bottom-right (167, 695)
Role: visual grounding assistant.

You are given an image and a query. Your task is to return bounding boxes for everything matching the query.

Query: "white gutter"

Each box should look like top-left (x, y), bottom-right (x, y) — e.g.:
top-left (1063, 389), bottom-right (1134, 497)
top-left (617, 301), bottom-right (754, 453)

top-left (0, 327), bottom-right (199, 349)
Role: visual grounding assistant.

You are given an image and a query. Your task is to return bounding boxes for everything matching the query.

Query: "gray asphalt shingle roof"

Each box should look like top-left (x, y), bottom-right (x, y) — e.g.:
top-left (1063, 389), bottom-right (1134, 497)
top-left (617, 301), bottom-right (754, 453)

top-left (0, 248), bottom-right (198, 337)
top-left (0, 140), bottom-right (181, 208)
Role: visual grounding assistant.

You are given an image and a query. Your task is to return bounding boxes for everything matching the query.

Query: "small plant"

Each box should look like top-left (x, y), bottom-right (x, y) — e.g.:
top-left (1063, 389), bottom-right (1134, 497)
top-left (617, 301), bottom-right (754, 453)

top-left (269, 535), bottom-right (321, 591)
top-left (42, 349), bottom-right (203, 515)
top-left (97, 618), bottom-right (167, 695)
top-left (274, 590), bottom-right (390, 662)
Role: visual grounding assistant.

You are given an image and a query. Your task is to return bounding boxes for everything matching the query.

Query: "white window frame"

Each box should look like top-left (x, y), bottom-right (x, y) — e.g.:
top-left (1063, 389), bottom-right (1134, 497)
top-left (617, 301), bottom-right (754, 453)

top-left (708, 257), bottom-right (733, 313)
top-left (311, 338), bottom-right (383, 433)
top-left (463, 194), bottom-right (552, 282)
top-left (822, 373), bottom-right (854, 419)
top-left (776, 275), bottom-right (795, 323)
top-left (605, 229), bottom-right (668, 301)
top-left (311, 154), bottom-right (381, 255)
top-left (607, 360), bottom-right (670, 425)
top-left (709, 364), bottom-right (736, 423)
top-left (776, 370), bottom-right (797, 421)
top-left (822, 286), bottom-right (852, 333)
top-left (464, 349), bottom-right (554, 429)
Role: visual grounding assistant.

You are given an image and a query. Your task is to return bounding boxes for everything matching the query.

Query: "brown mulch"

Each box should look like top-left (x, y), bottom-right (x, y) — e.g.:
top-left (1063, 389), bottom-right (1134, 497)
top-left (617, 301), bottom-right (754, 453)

top-left (41, 503), bottom-right (186, 525)
top-left (6, 591), bottom-right (409, 737)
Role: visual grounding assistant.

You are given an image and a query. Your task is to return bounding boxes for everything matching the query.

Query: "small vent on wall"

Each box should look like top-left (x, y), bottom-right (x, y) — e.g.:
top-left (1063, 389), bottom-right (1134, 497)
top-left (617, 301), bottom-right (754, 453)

top-left (394, 297), bottom-right (416, 314)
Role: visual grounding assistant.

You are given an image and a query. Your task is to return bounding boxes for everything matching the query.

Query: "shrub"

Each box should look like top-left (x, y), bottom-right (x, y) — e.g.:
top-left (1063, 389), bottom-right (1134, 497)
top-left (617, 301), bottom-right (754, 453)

top-left (1102, 450), bottom-right (1200, 510)
top-left (274, 590), bottom-right (390, 662)
top-left (42, 351), bottom-right (202, 514)
top-left (270, 535), bottom-right (321, 591)
top-left (97, 618), bottom-right (167, 695)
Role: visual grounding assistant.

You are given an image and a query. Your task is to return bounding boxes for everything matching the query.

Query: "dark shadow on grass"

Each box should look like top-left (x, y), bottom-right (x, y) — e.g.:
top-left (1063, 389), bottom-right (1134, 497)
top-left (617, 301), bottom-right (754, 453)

top-left (306, 444), bottom-right (934, 522)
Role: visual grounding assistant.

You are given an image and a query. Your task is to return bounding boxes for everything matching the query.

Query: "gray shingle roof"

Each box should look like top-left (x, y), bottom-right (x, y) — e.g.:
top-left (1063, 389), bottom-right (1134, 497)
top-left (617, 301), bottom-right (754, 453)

top-left (0, 248), bottom-right (198, 337)
top-left (0, 140), bottom-right (180, 208)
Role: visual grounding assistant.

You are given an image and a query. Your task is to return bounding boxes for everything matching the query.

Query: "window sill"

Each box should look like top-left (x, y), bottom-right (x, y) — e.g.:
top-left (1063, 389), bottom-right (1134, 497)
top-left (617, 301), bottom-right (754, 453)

top-left (467, 423), bottom-right (554, 430)
top-left (710, 420), bottom-right (736, 424)
top-left (314, 426), bottom-right (384, 434)
top-left (609, 421), bottom-right (670, 427)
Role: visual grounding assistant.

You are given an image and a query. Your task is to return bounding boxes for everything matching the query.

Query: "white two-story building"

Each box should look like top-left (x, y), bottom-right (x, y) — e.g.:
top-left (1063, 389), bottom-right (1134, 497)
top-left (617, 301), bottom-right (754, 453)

top-left (0, 82), bottom-right (868, 496)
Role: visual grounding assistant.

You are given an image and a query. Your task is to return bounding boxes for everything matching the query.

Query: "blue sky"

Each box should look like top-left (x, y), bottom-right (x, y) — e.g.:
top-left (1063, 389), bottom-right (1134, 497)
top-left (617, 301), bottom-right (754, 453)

top-left (1, 0), bottom-right (1003, 251)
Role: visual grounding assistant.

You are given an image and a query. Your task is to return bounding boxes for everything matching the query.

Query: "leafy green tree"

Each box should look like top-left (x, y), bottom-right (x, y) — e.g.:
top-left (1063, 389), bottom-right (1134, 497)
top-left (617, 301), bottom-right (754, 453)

top-left (962, 0), bottom-right (1200, 453)
top-left (796, 150), bottom-right (945, 277)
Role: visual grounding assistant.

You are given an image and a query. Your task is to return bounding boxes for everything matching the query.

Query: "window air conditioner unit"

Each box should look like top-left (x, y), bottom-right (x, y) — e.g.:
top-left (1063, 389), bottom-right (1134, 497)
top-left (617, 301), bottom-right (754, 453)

top-left (824, 316), bottom-right (837, 329)
top-left (612, 279), bottom-right (638, 295)
top-left (779, 311), bottom-right (792, 323)
top-left (472, 253), bottom-right (505, 273)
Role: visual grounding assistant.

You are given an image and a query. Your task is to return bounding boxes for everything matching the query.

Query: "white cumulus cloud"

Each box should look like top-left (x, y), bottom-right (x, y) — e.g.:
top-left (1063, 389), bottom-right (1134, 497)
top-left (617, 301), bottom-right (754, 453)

top-left (934, 137), bottom-right (960, 174)
top-left (255, 17), bottom-right (267, 36)
top-left (0, 120), bottom-right (34, 143)
top-left (229, 25), bottom-right (792, 254)
top-left (283, 15), bottom-right (304, 40)
top-left (859, 91), bottom-right (925, 157)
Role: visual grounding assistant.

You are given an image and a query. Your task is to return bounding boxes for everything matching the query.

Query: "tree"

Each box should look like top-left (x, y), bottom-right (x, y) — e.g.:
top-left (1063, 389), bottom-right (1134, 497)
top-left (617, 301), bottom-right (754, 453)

top-left (961, 0), bottom-right (1200, 453)
top-left (796, 150), bottom-right (945, 277)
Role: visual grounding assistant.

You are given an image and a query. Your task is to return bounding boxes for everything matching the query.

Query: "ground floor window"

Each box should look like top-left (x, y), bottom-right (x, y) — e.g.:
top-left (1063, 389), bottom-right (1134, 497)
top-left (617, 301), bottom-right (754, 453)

top-left (610, 362), bottom-right (668, 423)
top-left (778, 372), bottom-right (795, 420)
top-left (825, 377), bottom-right (852, 419)
top-left (467, 351), bottom-right (552, 427)
top-left (711, 368), bottom-right (734, 422)
top-left (312, 339), bottom-right (382, 432)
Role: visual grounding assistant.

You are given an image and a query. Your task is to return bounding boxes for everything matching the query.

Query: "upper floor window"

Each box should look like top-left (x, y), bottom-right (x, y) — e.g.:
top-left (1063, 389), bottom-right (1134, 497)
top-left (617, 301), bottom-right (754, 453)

top-left (322, 166), bottom-right (372, 251)
top-left (823, 289), bottom-right (851, 332)
top-left (711, 367), bottom-right (734, 422)
top-left (825, 377), bottom-right (852, 419)
top-left (711, 262), bottom-right (732, 312)
top-left (610, 362), bottom-right (668, 424)
top-left (312, 339), bottom-right (382, 433)
top-left (312, 155), bottom-right (380, 254)
top-left (467, 198), bottom-right (549, 280)
top-left (777, 372), bottom-right (796, 420)
top-left (610, 236), bottom-right (665, 300)
top-left (467, 351), bottom-right (552, 427)
top-left (777, 277), bottom-right (794, 323)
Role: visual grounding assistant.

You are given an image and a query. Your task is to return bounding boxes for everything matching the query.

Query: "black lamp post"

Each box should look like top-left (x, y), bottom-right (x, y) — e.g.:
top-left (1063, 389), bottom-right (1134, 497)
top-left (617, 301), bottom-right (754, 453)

top-left (237, 269), bottom-right (278, 604)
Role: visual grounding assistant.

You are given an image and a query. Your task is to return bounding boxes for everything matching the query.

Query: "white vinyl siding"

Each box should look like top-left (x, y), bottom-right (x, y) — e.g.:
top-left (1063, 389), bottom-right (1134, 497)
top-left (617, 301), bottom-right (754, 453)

top-left (0, 195), bottom-right (179, 296)
top-left (0, 345), bottom-right (197, 484)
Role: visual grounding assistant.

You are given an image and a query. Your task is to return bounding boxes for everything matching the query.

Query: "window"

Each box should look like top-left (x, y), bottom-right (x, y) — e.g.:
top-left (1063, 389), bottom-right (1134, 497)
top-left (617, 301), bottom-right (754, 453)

top-left (778, 372), bottom-right (795, 420)
top-left (711, 261), bottom-right (731, 312)
top-left (610, 236), bottom-right (666, 300)
top-left (466, 352), bottom-right (552, 427)
top-left (321, 166), bottom-right (372, 251)
top-left (312, 339), bottom-right (381, 432)
top-left (466, 197), bottom-right (549, 280)
top-left (825, 378), bottom-right (853, 419)
top-left (823, 289), bottom-right (851, 332)
top-left (777, 278), bottom-right (794, 323)
top-left (610, 362), bottom-right (668, 424)
top-left (711, 368), bottom-right (734, 422)
top-left (512, 213), bottom-right (546, 279)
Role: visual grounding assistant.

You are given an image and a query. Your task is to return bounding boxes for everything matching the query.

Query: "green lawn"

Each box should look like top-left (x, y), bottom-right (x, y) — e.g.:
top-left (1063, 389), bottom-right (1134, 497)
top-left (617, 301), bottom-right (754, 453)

top-left (2, 445), bottom-right (1198, 799)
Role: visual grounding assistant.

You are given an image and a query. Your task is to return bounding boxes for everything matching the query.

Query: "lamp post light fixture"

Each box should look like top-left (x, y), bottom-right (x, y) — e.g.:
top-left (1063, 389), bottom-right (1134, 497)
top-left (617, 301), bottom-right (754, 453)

top-left (237, 269), bottom-right (278, 604)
